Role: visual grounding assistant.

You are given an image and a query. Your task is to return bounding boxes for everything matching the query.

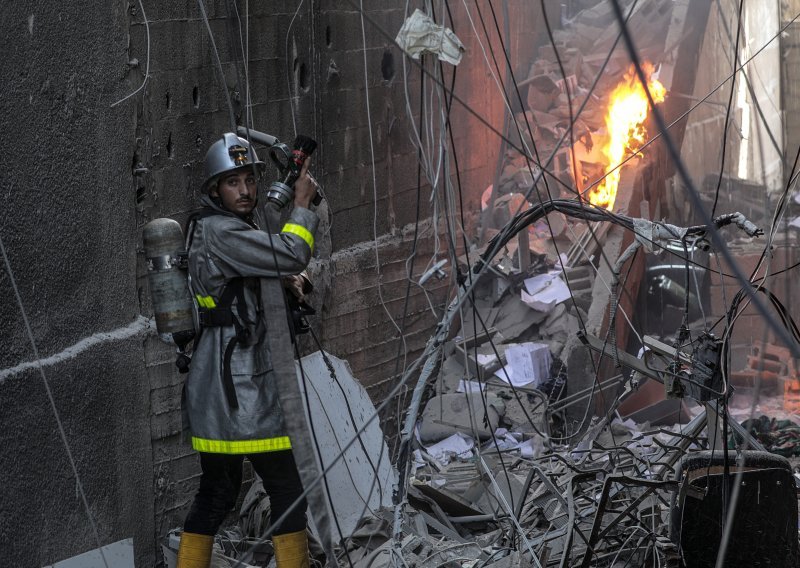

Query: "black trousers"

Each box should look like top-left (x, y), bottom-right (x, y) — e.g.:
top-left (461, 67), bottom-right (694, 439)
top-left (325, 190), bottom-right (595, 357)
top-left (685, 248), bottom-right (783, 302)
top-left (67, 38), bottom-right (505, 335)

top-left (183, 450), bottom-right (307, 536)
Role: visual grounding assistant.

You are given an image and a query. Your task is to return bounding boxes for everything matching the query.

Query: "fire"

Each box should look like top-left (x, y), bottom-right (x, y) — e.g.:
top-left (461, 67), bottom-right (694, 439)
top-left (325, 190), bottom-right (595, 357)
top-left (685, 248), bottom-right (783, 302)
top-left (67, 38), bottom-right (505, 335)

top-left (589, 63), bottom-right (666, 209)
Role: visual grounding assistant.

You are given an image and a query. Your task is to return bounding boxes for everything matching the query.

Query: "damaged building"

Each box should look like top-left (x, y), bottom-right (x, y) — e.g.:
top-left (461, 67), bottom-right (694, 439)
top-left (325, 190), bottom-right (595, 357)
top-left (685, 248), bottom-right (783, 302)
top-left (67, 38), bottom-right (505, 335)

top-left (2, 0), bottom-right (800, 566)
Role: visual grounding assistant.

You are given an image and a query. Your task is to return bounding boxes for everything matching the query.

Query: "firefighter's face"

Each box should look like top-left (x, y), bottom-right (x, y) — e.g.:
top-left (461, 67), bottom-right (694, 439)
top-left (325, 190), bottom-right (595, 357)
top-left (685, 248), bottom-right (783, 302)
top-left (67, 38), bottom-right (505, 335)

top-left (213, 170), bottom-right (257, 216)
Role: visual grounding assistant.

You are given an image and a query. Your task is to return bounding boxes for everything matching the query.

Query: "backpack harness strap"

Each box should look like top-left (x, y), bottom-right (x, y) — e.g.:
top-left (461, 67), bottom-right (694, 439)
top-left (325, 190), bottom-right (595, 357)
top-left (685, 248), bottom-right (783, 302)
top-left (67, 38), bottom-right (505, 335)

top-left (186, 207), bottom-right (256, 410)
top-left (197, 279), bottom-right (252, 410)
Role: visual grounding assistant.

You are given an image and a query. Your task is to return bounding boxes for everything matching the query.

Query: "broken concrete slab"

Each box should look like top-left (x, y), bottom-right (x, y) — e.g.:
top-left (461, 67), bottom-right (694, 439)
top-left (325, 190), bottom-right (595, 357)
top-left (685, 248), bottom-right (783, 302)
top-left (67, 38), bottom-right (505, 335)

top-left (494, 292), bottom-right (547, 343)
top-left (295, 351), bottom-right (397, 541)
top-left (45, 539), bottom-right (134, 568)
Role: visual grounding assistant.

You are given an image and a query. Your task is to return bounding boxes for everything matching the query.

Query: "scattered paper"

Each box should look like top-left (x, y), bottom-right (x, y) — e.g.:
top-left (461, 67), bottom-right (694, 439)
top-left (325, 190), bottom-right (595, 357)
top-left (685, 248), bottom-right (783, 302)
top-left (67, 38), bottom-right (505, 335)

top-left (521, 271), bottom-right (572, 312)
top-left (477, 353), bottom-right (497, 367)
top-left (482, 429), bottom-right (520, 451)
top-left (425, 432), bottom-right (474, 464)
top-left (482, 429), bottom-right (544, 459)
top-left (494, 343), bottom-right (551, 387)
top-left (395, 9), bottom-right (465, 65)
top-left (518, 437), bottom-right (543, 458)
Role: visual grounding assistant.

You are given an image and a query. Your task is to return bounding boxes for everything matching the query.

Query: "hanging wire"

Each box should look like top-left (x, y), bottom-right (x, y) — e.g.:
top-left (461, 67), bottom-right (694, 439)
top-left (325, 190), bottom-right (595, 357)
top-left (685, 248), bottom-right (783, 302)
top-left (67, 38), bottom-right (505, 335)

top-left (358, 0), bottom-right (408, 362)
top-left (200, 5), bottom-right (342, 566)
top-left (110, 0), bottom-right (150, 108)
top-left (473, 0), bottom-right (642, 440)
top-left (0, 234), bottom-right (110, 568)
top-left (607, 0), bottom-right (800, 356)
top-left (710, 0), bottom-right (745, 217)
top-left (606, 1), bottom-right (800, 565)
top-left (197, 0), bottom-right (236, 131)
top-left (286, 0), bottom-right (306, 137)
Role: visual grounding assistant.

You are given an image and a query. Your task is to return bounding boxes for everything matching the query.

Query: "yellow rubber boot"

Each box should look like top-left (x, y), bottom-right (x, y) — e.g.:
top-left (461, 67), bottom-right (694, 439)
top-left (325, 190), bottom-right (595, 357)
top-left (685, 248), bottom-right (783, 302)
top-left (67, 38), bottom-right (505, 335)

top-left (272, 530), bottom-right (310, 568)
top-left (176, 531), bottom-right (214, 568)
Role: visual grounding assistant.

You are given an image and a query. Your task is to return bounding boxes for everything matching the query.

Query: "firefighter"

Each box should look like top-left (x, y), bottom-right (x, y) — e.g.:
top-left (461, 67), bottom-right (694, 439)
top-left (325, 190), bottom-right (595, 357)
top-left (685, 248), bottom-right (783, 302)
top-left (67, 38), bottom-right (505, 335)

top-left (176, 133), bottom-right (319, 568)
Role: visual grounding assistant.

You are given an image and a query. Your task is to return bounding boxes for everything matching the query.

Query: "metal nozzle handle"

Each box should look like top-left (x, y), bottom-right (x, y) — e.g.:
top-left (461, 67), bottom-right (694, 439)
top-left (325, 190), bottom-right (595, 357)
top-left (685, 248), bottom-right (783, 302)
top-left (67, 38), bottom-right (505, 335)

top-left (236, 126), bottom-right (279, 148)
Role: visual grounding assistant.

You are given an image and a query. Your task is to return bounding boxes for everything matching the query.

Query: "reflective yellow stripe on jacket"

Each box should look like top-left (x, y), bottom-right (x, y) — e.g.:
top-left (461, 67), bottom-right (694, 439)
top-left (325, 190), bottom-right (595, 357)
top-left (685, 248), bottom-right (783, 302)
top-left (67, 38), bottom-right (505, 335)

top-left (191, 436), bottom-right (292, 454)
top-left (195, 295), bottom-right (217, 308)
top-left (281, 223), bottom-right (314, 252)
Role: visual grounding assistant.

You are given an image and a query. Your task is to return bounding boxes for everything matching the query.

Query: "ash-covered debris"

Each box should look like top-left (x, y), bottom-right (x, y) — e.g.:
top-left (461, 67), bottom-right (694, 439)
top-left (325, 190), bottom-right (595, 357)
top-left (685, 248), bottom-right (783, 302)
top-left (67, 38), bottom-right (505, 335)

top-left (160, 245), bottom-right (799, 568)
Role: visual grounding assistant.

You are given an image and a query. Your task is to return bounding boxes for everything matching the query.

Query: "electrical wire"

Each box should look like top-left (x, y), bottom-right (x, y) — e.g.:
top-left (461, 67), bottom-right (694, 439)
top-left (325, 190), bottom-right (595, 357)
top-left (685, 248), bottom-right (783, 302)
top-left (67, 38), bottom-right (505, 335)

top-left (197, 0), bottom-right (236, 131)
top-left (226, 0), bottom-right (254, 130)
top-left (532, 0), bottom-right (643, 440)
top-left (241, 4), bottom-right (800, 564)
top-left (438, 1), bottom-right (535, 514)
top-left (716, 144), bottom-right (800, 397)
top-left (343, 0), bottom-right (797, 287)
top-left (579, 9), bottom-right (800, 202)
top-left (110, 0), bottom-right (150, 108)
top-left (709, 0), bottom-right (744, 218)
top-left (306, 334), bottom-right (389, 562)
top-left (308, 328), bottom-right (386, 503)
top-left (604, 2), bottom-right (800, 565)
top-left (0, 234), bottom-right (110, 568)
top-left (467, 0), bottom-right (649, 414)
top-left (468, 1), bottom-right (618, 441)
top-left (295, 345), bottom-right (356, 568)
top-left (713, 0), bottom-right (784, 163)
top-left (419, 0), bottom-right (703, 453)
top-left (387, 55), bottom-right (425, 445)
top-left (285, 0), bottom-right (306, 137)
top-left (358, 0), bottom-right (407, 364)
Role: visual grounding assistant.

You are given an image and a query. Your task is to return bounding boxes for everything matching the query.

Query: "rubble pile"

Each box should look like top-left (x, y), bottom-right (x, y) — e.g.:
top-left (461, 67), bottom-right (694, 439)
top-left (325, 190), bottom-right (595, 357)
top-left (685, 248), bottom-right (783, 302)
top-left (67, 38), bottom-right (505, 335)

top-left (380, 416), bottom-right (696, 567)
top-left (360, 236), bottom-right (691, 566)
top-left (350, 246), bottom-right (800, 566)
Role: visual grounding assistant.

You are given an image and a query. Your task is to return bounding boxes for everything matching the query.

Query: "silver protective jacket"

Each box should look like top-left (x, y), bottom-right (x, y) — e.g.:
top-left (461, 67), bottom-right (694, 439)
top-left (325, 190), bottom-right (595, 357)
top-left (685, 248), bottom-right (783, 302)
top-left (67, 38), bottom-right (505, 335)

top-left (184, 195), bottom-right (319, 454)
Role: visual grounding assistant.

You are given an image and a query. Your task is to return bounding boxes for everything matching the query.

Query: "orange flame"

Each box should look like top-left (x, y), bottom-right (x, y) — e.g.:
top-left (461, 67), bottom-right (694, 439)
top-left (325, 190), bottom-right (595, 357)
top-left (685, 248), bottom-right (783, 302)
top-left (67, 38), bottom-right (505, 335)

top-left (589, 63), bottom-right (666, 209)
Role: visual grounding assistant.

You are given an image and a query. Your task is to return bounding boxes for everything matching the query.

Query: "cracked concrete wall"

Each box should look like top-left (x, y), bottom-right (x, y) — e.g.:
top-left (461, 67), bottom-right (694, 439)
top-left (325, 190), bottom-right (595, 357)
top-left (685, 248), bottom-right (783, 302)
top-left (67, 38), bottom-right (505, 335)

top-left (0, 2), bottom-right (154, 566)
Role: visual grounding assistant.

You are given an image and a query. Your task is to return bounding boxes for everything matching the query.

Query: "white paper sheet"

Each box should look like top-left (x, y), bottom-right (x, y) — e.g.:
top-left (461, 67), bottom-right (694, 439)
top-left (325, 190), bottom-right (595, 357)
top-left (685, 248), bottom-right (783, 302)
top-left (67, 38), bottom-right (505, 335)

top-left (424, 432), bottom-right (474, 464)
top-left (494, 342), bottom-right (551, 387)
top-left (521, 271), bottom-right (572, 312)
top-left (395, 9), bottom-right (465, 65)
top-left (457, 379), bottom-right (486, 393)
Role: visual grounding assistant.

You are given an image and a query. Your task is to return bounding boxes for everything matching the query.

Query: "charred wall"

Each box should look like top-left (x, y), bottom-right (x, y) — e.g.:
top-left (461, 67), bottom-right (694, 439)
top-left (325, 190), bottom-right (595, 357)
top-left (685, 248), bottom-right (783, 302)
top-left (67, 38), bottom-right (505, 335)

top-left (319, 0), bottom-right (544, 411)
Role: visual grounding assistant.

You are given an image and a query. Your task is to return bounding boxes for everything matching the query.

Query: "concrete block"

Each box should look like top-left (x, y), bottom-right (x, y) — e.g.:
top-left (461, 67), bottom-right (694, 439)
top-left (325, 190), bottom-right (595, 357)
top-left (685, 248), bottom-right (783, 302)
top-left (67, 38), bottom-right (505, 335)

top-left (419, 392), bottom-right (505, 443)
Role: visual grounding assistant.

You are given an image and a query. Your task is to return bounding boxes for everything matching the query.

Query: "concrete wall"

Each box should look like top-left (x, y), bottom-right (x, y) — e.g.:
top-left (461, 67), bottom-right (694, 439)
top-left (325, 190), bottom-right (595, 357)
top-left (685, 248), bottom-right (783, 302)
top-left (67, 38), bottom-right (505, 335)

top-left (318, 0), bottom-right (543, 418)
top-left (0, 1), bottom-right (543, 565)
top-left (676, 0), bottom-right (783, 211)
top-left (0, 2), bottom-right (153, 565)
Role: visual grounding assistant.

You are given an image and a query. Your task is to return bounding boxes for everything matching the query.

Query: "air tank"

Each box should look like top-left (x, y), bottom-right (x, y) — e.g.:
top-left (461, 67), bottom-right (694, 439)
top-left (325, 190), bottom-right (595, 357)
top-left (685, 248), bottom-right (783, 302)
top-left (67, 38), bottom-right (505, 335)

top-left (143, 218), bottom-right (195, 346)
